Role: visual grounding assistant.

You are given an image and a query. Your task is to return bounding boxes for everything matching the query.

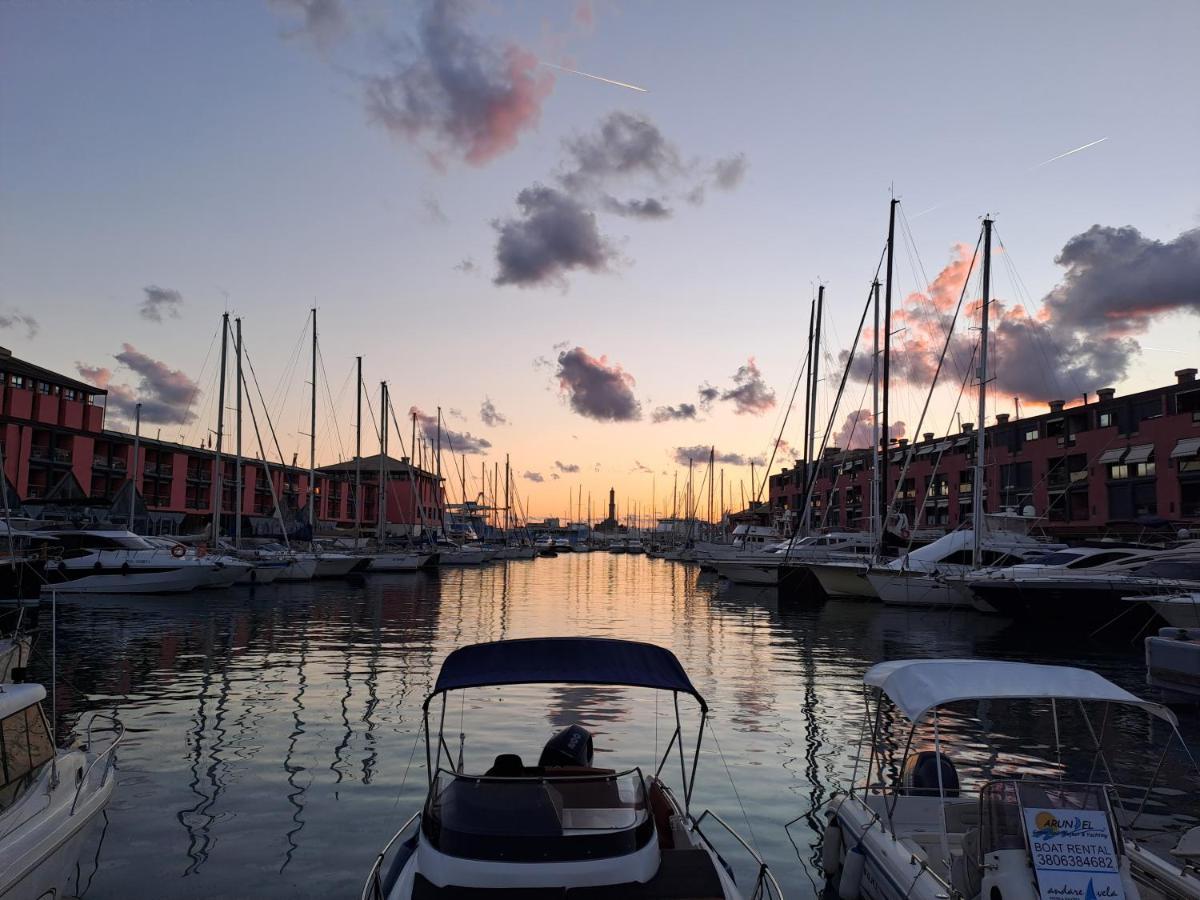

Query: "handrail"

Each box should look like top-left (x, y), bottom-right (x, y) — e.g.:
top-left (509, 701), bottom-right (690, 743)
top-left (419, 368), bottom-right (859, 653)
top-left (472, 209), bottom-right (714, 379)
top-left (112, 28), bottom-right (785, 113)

top-left (361, 812), bottom-right (420, 900)
top-left (692, 808), bottom-right (783, 899)
top-left (71, 712), bottom-right (124, 815)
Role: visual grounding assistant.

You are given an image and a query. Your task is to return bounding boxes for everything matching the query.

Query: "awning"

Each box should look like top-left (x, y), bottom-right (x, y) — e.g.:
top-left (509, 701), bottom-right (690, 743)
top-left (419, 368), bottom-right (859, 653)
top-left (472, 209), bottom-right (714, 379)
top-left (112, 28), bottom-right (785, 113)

top-left (954, 435), bottom-right (973, 447)
top-left (1171, 437), bottom-right (1200, 459)
top-left (1125, 443), bottom-right (1154, 464)
top-left (1097, 447), bottom-right (1127, 465)
top-left (864, 659), bottom-right (1176, 726)
top-left (916, 445), bottom-right (935, 456)
top-left (428, 637), bottom-right (706, 710)
top-left (889, 450), bottom-right (905, 462)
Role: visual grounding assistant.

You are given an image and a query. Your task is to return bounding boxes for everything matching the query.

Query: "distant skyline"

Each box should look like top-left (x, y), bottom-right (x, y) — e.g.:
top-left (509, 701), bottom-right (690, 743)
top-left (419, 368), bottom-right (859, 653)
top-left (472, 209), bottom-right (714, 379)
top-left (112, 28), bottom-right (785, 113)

top-left (2, 1), bottom-right (1198, 520)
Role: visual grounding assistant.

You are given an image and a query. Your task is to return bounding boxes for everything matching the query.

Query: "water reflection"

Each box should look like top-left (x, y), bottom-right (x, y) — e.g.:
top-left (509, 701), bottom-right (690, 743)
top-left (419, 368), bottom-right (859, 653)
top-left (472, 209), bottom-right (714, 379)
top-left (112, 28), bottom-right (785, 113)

top-left (15, 555), bottom-right (1200, 898)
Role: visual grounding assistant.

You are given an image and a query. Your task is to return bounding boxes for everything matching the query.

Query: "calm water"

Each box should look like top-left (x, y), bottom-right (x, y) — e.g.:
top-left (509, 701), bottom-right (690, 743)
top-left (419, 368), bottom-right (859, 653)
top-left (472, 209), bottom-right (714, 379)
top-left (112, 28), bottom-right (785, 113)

top-left (17, 553), bottom-right (1200, 898)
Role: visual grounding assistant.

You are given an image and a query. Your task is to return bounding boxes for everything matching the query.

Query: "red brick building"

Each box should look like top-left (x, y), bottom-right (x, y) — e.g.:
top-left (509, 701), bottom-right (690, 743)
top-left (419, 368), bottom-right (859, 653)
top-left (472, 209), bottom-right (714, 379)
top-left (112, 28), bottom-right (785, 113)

top-left (0, 347), bottom-right (444, 535)
top-left (769, 369), bottom-right (1200, 537)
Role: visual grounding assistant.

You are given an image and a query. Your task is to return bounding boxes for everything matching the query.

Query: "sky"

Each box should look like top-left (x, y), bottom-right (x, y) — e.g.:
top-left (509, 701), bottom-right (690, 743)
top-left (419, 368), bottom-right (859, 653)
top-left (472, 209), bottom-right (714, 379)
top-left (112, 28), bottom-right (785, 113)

top-left (1, 0), bottom-right (1198, 523)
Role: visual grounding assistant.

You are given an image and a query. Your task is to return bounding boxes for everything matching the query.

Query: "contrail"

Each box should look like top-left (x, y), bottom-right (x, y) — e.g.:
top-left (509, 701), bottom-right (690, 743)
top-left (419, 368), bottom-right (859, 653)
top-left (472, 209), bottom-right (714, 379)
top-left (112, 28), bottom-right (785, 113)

top-left (1035, 137), bottom-right (1108, 168)
top-left (540, 60), bottom-right (647, 93)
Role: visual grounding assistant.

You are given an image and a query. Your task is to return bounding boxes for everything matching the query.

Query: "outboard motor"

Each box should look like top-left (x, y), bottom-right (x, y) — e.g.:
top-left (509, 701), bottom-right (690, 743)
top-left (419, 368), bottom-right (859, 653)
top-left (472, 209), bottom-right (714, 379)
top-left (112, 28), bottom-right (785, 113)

top-left (901, 750), bottom-right (960, 797)
top-left (538, 724), bottom-right (594, 768)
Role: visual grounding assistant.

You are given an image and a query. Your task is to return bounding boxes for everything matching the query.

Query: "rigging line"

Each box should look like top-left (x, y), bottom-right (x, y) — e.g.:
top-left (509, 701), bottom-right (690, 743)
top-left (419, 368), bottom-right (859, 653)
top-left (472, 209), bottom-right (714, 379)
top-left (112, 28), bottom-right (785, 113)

top-left (177, 321), bottom-right (221, 444)
top-left (993, 227), bottom-right (1085, 400)
top-left (897, 204), bottom-right (974, 383)
top-left (268, 313), bottom-right (311, 416)
top-left (241, 341), bottom-right (290, 467)
top-left (995, 248), bottom-right (1068, 402)
top-left (315, 344), bottom-right (350, 463)
top-left (884, 230), bottom-right (982, 519)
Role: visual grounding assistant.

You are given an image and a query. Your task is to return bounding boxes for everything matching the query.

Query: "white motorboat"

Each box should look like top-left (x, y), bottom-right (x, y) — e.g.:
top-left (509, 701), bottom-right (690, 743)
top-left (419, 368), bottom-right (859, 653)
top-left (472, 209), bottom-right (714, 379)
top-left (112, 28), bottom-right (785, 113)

top-left (714, 532), bottom-right (876, 586)
top-left (1146, 626), bottom-right (1200, 700)
top-left (695, 525), bottom-right (786, 566)
top-left (146, 538), bottom-right (254, 589)
top-left (436, 542), bottom-right (485, 566)
top-left (625, 539), bottom-right (645, 554)
top-left (497, 545), bottom-right (537, 560)
top-left (1137, 591), bottom-right (1200, 629)
top-left (362, 638), bottom-right (780, 900)
top-left (0, 683), bottom-right (123, 898)
top-left (965, 545), bottom-right (1159, 612)
top-left (535, 536), bottom-right (558, 557)
top-left (0, 631), bottom-right (30, 682)
top-left (34, 530), bottom-right (227, 595)
top-left (366, 551), bottom-right (435, 572)
top-left (608, 539), bottom-right (627, 554)
top-left (240, 544), bottom-right (317, 582)
top-left (554, 537), bottom-right (573, 553)
top-left (867, 517), bottom-right (1063, 609)
top-left (823, 658), bottom-right (1200, 900)
top-left (808, 558), bottom-right (878, 599)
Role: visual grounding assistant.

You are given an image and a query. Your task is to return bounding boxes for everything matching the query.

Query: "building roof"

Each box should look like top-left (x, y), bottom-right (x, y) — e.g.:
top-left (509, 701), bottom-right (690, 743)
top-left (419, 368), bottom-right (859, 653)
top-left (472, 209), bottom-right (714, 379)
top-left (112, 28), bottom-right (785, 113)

top-left (317, 454), bottom-right (437, 479)
top-left (0, 347), bottom-right (103, 395)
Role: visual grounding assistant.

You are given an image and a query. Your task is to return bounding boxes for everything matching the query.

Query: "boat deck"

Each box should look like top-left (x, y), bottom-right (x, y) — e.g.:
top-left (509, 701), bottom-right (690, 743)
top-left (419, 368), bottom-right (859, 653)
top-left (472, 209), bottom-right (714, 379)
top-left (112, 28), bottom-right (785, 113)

top-left (411, 848), bottom-right (725, 899)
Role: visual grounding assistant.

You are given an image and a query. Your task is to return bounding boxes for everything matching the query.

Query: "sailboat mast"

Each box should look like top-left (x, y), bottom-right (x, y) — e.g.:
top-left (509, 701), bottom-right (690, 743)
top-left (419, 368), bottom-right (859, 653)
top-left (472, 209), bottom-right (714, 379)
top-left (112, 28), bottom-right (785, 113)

top-left (805, 285), bottom-right (824, 532)
top-left (436, 407), bottom-right (443, 534)
top-left (504, 455), bottom-right (510, 535)
top-left (308, 307), bottom-right (317, 528)
top-left (378, 382), bottom-right (388, 541)
top-left (234, 317), bottom-right (243, 549)
top-left (708, 447), bottom-right (715, 530)
top-left (355, 355), bottom-right (362, 539)
top-left (802, 298), bottom-right (815, 533)
top-left (211, 312), bottom-right (229, 542)
top-left (879, 198), bottom-right (898, 548)
top-left (871, 281), bottom-right (881, 547)
top-left (973, 217), bottom-right (993, 565)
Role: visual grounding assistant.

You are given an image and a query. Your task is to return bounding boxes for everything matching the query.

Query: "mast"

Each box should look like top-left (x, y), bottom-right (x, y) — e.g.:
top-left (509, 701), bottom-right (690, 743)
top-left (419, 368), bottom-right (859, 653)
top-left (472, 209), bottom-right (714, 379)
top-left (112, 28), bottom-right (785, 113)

top-left (355, 355), bottom-right (362, 539)
top-left (708, 447), bottom-right (714, 531)
top-left (234, 317), bottom-right (243, 548)
top-left (211, 312), bottom-right (229, 542)
top-left (436, 407), bottom-right (444, 535)
top-left (378, 382), bottom-right (388, 541)
top-left (308, 307), bottom-right (317, 529)
top-left (973, 217), bottom-right (993, 565)
top-left (871, 280), bottom-right (881, 547)
top-left (879, 198), bottom-right (898, 549)
top-left (130, 403), bottom-right (141, 530)
top-left (802, 298), bottom-right (815, 533)
top-left (805, 285), bottom-right (824, 532)
top-left (504, 455), bottom-right (510, 535)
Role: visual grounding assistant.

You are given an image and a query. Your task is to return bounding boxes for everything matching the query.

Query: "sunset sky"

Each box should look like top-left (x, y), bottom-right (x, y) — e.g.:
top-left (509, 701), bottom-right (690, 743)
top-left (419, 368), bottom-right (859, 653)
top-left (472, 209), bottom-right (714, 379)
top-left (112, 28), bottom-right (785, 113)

top-left (2, 1), bottom-right (1198, 522)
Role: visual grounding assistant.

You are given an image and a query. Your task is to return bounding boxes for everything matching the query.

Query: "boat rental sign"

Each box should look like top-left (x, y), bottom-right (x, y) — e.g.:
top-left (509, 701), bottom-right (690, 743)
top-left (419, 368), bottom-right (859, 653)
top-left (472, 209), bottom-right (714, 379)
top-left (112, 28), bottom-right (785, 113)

top-left (1024, 808), bottom-right (1125, 900)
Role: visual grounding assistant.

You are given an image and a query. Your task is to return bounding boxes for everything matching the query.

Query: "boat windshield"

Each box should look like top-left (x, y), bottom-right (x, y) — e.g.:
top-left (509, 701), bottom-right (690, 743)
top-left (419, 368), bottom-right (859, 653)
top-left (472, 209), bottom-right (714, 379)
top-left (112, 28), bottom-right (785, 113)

top-left (423, 767), bottom-right (652, 862)
top-left (980, 780), bottom-right (1122, 859)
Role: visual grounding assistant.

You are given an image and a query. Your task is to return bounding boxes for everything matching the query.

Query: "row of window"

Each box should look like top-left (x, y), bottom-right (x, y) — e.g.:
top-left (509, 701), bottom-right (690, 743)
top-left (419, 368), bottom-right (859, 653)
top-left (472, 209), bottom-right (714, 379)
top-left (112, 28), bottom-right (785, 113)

top-left (0, 372), bottom-right (96, 403)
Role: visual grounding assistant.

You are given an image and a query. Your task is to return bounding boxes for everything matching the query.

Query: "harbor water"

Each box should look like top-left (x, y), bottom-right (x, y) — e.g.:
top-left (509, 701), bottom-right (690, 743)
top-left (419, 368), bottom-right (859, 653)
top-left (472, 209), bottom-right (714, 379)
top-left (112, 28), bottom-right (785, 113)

top-left (21, 552), bottom-right (1200, 898)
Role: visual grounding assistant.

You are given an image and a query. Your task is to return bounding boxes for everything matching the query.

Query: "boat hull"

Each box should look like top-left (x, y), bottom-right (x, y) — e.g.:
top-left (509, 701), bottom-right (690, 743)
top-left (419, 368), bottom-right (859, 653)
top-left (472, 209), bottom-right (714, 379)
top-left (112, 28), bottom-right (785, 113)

top-left (809, 561), bottom-right (876, 599)
top-left (40, 564), bottom-right (211, 594)
top-left (869, 571), bottom-right (971, 609)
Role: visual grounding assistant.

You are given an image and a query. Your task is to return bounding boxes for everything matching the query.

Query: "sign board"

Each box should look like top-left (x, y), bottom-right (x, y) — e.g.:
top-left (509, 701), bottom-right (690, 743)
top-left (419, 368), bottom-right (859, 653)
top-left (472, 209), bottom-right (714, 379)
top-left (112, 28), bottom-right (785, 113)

top-left (1023, 807), bottom-right (1125, 900)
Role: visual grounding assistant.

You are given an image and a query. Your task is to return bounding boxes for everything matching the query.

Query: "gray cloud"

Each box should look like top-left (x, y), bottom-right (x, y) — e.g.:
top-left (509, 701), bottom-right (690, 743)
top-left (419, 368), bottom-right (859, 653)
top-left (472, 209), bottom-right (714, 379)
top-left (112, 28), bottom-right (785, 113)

top-left (493, 186), bottom-right (616, 288)
top-left (630, 460), bottom-right (652, 474)
top-left (454, 257), bottom-right (477, 274)
top-left (711, 153), bottom-right (748, 190)
top-left (673, 445), bottom-right (765, 467)
top-left (76, 345), bottom-right (200, 425)
top-left (479, 397), bottom-right (507, 426)
top-left (833, 410), bottom-right (907, 451)
top-left (1043, 224), bottom-right (1200, 334)
top-left (551, 473), bottom-right (561, 480)
top-left (139, 286), bottom-right (183, 323)
top-left (421, 190), bottom-right (449, 224)
top-left (270, 0), bottom-right (348, 51)
top-left (559, 111), bottom-right (684, 193)
top-left (554, 460), bottom-right (580, 473)
top-left (523, 470), bottom-right (544, 483)
top-left (362, 0), bottom-right (553, 168)
top-left (447, 407), bottom-right (466, 421)
top-left (651, 402), bottom-right (697, 423)
top-left (0, 309), bottom-right (39, 339)
top-left (719, 357), bottom-right (775, 415)
top-left (697, 383), bottom-right (719, 410)
top-left (409, 406), bottom-right (492, 454)
top-left (602, 195), bottom-right (671, 219)
top-left (555, 346), bottom-right (641, 421)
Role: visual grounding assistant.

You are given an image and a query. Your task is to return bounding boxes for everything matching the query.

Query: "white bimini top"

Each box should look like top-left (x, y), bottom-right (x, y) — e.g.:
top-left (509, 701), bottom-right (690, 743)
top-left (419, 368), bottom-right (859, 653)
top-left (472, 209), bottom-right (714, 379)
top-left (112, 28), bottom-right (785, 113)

top-left (864, 658), bottom-right (1177, 726)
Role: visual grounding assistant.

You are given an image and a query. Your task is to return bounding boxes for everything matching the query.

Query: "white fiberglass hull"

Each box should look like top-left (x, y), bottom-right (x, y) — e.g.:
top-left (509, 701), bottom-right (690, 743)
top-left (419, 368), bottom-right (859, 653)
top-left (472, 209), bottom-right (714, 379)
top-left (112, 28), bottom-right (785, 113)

top-left (235, 562), bottom-right (286, 585)
top-left (367, 553), bottom-right (429, 572)
top-left (41, 564), bottom-right (212, 595)
top-left (274, 556), bottom-right (318, 582)
top-left (311, 555), bottom-right (362, 578)
top-left (440, 549), bottom-right (485, 566)
top-left (868, 570), bottom-right (972, 609)
top-left (1145, 594), bottom-right (1200, 629)
top-left (715, 561), bottom-right (782, 586)
top-left (0, 747), bottom-right (116, 900)
top-left (810, 560), bottom-right (876, 599)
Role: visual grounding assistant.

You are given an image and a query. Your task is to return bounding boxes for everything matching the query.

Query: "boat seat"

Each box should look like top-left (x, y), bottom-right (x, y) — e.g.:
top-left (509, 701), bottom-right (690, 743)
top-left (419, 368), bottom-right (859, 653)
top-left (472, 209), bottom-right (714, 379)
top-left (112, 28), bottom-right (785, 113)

top-left (942, 799), bottom-right (981, 835)
top-left (646, 781), bottom-right (676, 849)
top-left (485, 754), bottom-right (526, 777)
top-left (567, 848), bottom-right (726, 899)
top-left (950, 828), bottom-right (983, 899)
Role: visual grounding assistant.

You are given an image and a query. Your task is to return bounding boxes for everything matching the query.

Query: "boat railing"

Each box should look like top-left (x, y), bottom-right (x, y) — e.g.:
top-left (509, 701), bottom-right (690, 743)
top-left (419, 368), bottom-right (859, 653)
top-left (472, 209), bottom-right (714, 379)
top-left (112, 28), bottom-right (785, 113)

top-left (71, 711), bottom-right (124, 815)
top-left (361, 812), bottom-right (421, 900)
top-left (692, 808), bottom-right (783, 900)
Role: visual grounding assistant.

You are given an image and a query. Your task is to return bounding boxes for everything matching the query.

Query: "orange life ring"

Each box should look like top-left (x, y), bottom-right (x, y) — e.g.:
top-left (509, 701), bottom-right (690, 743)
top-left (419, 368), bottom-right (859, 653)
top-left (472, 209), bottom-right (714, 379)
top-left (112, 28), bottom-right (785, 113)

top-left (171, 544), bottom-right (187, 559)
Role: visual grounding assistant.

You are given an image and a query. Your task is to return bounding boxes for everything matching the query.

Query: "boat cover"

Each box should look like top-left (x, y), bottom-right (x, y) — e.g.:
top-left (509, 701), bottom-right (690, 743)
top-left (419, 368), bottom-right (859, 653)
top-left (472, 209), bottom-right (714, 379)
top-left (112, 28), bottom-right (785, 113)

top-left (428, 638), bottom-right (706, 710)
top-left (864, 659), bottom-right (1176, 726)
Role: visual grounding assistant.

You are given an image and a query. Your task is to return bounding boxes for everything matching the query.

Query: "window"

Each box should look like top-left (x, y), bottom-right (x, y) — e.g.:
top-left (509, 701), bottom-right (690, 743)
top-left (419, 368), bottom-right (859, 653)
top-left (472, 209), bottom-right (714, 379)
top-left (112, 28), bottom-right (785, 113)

top-left (1177, 389), bottom-right (1200, 421)
top-left (1098, 411), bottom-right (1114, 428)
top-left (1024, 427), bottom-right (1039, 442)
top-left (0, 704), bottom-right (56, 813)
top-left (1108, 463), bottom-right (1128, 480)
top-left (9, 375), bottom-right (24, 389)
